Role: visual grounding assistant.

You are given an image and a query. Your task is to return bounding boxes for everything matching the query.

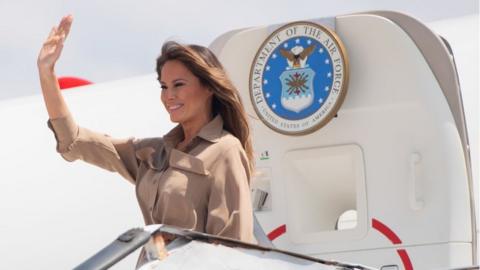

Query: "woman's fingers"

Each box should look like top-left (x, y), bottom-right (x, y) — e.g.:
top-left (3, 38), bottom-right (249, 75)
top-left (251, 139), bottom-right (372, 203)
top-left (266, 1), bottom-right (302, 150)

top-left (44, 16), bottom-right (71, 47)
top-left (43, 35), bottom-right (63, 47)
top-left (57, 15), bottom-right (73, 41)
top-left (38, 15), bottom-right (73, 68)
top-left (52, 39), bottom-right (64, 57)
top-left (63, 15), bottom-right (73, 38)
top-left (45, 16), bottom-right (71, 50)
top-left (47, 27), bottom-right (57, 39)
top-left (44, 14), bottom-right (73, 43)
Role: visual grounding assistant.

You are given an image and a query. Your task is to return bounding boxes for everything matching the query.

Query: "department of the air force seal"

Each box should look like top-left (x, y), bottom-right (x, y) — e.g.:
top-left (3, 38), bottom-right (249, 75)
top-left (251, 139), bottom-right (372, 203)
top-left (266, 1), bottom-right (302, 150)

top-left (249, 21), bottom-right (349, 135)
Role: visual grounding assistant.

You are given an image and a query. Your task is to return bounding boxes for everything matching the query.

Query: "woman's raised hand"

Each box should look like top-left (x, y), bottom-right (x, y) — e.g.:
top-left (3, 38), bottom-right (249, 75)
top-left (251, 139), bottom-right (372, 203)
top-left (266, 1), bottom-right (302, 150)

top-left (37, 15), bottom-right (73, 71)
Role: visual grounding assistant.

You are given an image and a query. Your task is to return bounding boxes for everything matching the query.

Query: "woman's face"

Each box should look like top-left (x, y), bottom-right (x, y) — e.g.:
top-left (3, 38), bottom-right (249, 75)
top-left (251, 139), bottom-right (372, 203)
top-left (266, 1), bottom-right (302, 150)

top-left (160, 60), bottom-right (213, 125)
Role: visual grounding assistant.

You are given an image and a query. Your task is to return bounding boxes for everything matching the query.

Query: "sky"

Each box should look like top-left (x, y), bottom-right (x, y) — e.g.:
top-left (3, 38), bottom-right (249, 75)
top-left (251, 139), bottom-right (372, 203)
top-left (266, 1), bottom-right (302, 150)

top-left (0, 0), bottom-right (478, 100)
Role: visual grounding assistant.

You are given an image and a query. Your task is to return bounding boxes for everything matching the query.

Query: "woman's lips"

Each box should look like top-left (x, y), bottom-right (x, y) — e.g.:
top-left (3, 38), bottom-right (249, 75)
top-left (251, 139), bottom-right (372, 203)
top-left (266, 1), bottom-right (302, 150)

top-left (168, 104), bottom-right (183, 112)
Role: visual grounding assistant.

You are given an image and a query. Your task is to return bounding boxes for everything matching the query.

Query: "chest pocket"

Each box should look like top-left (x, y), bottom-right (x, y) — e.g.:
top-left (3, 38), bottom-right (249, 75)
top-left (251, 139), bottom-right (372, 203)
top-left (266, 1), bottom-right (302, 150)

top-left (169, 149), bottom-right (209, 176)
top-left (155, 149), bottom-right (209, 226)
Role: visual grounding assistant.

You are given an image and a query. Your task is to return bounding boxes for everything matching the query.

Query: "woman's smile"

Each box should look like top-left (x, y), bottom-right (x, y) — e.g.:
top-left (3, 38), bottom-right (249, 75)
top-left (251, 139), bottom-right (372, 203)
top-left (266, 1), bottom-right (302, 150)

top-left (168, 104), bottom-right (184, 112)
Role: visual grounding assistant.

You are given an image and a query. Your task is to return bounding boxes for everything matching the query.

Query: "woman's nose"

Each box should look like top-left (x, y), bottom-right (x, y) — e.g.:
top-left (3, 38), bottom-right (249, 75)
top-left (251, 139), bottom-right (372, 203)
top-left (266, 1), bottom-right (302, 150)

top-left (163, 87), bottom-right (176, 100)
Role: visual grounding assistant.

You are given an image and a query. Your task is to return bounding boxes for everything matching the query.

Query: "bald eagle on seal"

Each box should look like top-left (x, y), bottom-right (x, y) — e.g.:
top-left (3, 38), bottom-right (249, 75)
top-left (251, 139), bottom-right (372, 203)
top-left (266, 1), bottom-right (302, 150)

top-left (280, 45), bottom-right (316, 69)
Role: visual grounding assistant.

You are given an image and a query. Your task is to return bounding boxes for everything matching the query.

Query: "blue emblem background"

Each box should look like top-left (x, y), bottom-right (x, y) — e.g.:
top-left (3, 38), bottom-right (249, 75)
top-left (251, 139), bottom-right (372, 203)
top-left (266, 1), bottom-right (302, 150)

top-left (262, 37), bottom-right (333, 120)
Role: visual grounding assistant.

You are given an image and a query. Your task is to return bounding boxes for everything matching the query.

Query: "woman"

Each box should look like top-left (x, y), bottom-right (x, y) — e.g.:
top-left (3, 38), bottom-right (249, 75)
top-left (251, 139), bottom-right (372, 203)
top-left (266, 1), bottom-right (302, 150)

top-left (37, 15), bottom-right (256, 253)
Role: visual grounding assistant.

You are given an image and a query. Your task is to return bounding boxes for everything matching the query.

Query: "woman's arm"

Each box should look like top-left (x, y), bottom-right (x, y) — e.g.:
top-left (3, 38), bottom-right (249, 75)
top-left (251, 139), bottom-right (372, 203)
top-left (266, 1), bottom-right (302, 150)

top-left (37, 15), bottom-right (73, 119)
top-left (38, 15), bottom-right (145, 184)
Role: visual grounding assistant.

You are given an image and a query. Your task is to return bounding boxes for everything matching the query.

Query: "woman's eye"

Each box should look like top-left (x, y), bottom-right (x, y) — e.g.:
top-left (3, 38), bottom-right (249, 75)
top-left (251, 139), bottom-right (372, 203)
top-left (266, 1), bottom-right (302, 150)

top-left (160, 85), bottom-right (167, 90)
top-left (174, 83), bottom-right (184, 88)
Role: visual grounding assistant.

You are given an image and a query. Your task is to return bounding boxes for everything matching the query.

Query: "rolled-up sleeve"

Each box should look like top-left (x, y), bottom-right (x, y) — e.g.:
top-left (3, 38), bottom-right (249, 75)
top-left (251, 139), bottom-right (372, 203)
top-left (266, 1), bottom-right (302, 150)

top-left (47, 113), bottom-right (140, 184)
top-left (205, 145), bottom-right (254, 243)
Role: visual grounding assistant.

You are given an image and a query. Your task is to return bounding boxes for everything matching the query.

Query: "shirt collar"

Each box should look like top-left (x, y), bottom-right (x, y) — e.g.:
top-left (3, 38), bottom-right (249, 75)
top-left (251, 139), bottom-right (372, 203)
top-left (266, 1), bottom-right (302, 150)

top-left (163, 114), bottom-right (224, 148)
top-left (197, 114), bottom-right (224, 143)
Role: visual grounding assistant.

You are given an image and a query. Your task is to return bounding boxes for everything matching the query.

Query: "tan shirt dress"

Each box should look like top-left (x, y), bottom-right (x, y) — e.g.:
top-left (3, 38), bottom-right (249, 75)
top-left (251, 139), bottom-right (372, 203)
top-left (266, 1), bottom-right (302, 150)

top-left (48, 113), bottom-right (255, 244)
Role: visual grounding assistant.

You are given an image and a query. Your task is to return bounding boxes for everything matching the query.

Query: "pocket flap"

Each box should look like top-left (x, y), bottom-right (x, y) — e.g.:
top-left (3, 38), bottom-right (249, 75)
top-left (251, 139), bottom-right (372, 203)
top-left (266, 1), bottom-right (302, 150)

top-left (169, 149), bottom-right (209, 176)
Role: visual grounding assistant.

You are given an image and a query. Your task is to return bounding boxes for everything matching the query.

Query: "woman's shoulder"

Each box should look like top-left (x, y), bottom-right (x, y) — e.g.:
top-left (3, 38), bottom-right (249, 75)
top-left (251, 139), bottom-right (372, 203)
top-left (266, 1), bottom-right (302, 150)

top-left (213, 130), bottom-right (245, 155)
top-left (207, 130), bottom-right (250, 178)
top-left (197, 128), bottom-right (243, 159)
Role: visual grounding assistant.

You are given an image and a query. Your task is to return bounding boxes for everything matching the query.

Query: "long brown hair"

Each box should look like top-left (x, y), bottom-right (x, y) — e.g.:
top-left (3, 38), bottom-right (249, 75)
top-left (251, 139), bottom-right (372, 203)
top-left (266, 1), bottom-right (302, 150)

top-left (156, 41), bottom-right (254, 174)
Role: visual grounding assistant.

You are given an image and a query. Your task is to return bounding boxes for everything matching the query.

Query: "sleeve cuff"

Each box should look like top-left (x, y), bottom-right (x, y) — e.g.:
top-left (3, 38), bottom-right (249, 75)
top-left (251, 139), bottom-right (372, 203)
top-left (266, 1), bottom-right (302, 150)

top-left (47, 113), bottom-right (79, 151)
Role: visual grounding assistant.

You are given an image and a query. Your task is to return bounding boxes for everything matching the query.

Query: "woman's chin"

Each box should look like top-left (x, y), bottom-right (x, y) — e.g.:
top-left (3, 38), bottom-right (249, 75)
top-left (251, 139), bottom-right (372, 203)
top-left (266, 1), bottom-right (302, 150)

top-left (169, 114), bottom-right (183, 123)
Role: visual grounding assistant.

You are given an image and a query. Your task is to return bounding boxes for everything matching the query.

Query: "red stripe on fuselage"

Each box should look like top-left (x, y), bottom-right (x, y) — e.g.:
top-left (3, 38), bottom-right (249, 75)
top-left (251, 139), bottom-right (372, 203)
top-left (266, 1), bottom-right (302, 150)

top-left (268, 224), bottom-right (286, 241)
top-left (372, 218), bottom-right (402, 244)
top-left (58, 76), bottom-right (92, 89)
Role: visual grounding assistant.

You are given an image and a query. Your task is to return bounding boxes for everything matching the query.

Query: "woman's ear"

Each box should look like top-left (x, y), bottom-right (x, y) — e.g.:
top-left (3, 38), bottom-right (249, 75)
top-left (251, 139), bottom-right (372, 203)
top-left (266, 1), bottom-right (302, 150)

top-left (206, 87), bottom-right (214, 97)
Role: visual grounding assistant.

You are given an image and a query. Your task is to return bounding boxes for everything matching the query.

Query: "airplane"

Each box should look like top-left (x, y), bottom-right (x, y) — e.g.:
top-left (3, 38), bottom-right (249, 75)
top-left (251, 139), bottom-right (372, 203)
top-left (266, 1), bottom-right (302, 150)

top-left (0, 10), bottom-right (477, 270)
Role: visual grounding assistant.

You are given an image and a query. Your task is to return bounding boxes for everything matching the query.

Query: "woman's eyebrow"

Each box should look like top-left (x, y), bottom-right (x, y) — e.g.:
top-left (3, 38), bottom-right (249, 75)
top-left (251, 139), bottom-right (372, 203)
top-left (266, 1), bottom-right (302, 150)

top-left (160, 78), bottom-right (187, 85)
